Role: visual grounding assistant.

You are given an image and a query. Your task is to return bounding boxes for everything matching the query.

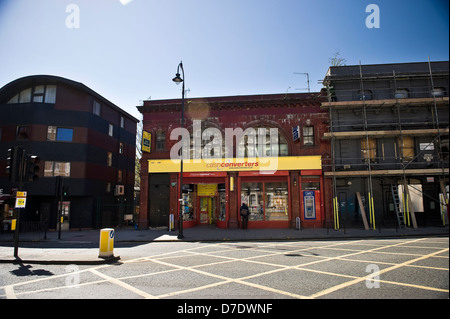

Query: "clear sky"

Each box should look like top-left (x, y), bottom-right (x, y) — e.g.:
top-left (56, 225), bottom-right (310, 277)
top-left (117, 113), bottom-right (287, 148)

top-left (0, 0), bottom-right (448, 120)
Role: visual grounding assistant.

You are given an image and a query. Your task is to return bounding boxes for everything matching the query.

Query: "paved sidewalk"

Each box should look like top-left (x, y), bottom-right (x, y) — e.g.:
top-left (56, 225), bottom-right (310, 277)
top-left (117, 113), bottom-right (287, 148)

top-left (0, 225), bottom-right (448, 264)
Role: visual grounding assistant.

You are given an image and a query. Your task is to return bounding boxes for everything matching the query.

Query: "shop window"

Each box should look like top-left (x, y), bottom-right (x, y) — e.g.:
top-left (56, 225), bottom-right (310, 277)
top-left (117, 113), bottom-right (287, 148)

top-left (361, 138), bottom-right (377, 162)
top-left (241, 181), bottom-right (288, 221)
top-left (265, 182), bottom-right (289, 221)
top-left (241, 182), bottom-right (264, 221)
top-left (219, 184), bottom-right (226, 221)
top-left (182, 190), bottom-right (195, 222)
top-left (398, 136), bottom-right (415, 162)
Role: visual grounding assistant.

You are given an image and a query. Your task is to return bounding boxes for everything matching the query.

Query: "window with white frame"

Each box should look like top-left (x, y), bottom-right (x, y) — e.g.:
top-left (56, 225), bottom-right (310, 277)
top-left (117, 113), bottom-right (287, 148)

top-left (303, 126), bottom-right (314, 146)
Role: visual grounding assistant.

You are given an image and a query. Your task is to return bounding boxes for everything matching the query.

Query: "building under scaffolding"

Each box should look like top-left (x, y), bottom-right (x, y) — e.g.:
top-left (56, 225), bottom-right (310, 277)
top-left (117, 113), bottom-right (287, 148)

top-left (321, 60), bottom-right (449, 230)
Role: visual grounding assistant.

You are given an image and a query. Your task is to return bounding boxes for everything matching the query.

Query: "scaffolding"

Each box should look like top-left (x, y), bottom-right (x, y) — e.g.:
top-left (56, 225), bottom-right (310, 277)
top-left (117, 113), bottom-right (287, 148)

top-left (324, 60), bottom-right (449, 230)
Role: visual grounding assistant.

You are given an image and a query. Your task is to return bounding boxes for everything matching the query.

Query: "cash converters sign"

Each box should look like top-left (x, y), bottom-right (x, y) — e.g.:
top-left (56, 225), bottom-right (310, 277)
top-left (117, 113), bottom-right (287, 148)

top-left (148, 156), bottom-right (321, 173)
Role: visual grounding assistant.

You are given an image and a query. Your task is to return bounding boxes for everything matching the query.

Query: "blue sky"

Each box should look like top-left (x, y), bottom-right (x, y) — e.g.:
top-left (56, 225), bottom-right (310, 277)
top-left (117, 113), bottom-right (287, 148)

top-left (0, 0), bottom-right (448, 120)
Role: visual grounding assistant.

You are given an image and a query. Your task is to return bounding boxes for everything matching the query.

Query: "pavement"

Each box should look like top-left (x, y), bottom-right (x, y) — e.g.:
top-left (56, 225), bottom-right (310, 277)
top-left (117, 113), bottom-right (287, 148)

top-left (0, 224), bottom-right (448, 265)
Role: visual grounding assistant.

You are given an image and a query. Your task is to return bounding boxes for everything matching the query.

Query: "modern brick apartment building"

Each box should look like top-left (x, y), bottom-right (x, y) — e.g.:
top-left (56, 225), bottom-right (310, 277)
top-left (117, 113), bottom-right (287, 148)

top-left (0, 75), bottom-right (138, 230)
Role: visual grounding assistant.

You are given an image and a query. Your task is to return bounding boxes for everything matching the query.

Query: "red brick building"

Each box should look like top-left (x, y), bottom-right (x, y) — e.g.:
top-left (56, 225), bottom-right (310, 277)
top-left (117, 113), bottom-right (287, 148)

top-left (137, 92), bottom-right (331, 230)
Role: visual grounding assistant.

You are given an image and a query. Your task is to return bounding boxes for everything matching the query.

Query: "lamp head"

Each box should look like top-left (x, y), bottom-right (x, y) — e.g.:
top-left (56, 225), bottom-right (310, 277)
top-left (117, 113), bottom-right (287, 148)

top-left (172, 73), bottom-right (183, 85)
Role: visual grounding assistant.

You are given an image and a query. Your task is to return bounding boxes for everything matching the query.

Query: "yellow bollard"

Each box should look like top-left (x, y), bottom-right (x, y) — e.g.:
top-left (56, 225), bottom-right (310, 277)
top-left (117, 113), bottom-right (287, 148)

top-left (99, 228), bottom-right (115, 259)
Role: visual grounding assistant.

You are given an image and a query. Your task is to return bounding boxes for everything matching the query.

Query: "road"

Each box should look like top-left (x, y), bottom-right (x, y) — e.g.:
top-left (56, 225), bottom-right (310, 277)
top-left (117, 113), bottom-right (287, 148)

top-left (1, 237), bottom-right (448, 303)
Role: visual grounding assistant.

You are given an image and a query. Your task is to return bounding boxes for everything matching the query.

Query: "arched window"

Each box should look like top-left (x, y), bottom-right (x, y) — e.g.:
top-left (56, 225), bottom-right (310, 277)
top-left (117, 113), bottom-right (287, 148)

top-left (395, 88), bottom-right (409, 99)
top-left (7, 85), bottom-right (57, 104)
top-left (237, 126), bottom-right (288, 158)
top-left (189, 122), bottom-right (224, 159)
top-left (432, 87), bottom-right (446, 98)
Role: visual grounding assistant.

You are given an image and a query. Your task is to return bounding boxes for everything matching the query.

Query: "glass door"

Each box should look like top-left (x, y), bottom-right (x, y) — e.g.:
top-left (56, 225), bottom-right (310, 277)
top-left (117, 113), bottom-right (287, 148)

top-left (199, 197), bottom-right (210, 224)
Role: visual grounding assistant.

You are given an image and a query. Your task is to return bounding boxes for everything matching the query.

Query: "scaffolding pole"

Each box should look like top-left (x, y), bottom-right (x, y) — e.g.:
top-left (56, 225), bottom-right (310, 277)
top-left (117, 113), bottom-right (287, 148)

top-left (428, 57), bottom-right (449, 216)
top-left (359, 61), bottom-right (376, 230)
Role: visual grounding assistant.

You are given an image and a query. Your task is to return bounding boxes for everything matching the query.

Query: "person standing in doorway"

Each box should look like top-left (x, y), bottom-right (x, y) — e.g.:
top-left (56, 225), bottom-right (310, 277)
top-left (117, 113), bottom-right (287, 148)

top-left (240, 202), bottom-right (250, 229)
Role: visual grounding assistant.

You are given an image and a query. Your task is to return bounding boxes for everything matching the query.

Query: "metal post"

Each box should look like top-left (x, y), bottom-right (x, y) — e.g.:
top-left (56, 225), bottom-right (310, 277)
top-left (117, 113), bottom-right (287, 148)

top-left (13, 147), bottom-right (26, 258)
top-left (58, 176), bottom-right (64, 239)
top-left (173, 61), bottom-right (185, 240)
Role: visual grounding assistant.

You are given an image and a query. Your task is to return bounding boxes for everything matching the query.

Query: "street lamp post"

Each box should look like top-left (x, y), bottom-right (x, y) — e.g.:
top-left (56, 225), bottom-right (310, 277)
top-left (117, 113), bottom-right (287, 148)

top-left (172, 61), bottom-right (185, 239)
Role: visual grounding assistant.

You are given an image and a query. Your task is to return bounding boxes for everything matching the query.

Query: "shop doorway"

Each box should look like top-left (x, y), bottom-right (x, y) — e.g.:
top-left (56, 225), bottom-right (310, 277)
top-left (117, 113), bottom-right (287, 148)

top-left (198, 196), bottom-right (216, 224)
top-left (149, 174), bottom-right (170, 228)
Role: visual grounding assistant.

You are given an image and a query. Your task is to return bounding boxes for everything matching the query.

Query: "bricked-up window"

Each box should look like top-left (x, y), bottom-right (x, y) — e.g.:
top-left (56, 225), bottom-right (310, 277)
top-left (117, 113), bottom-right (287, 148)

top-left (361, 138), bottom-right (377, 163)
top-left (399, 136), bottom-right (415, 162)
top-left (156, 131), bottom-right (166, 150)
top-left (303, 126), bottom-right (314, 146)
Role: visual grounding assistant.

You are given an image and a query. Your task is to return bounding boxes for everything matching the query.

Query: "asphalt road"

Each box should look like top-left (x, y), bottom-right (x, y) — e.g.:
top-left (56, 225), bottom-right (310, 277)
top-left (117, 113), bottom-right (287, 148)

top-left (1, 237), bottom-right (448, 304)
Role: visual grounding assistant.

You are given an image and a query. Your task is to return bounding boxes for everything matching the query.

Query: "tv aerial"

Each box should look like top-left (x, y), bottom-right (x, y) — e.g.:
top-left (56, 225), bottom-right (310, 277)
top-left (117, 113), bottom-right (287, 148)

top-left (293, 72), bottom-right (310, 93)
